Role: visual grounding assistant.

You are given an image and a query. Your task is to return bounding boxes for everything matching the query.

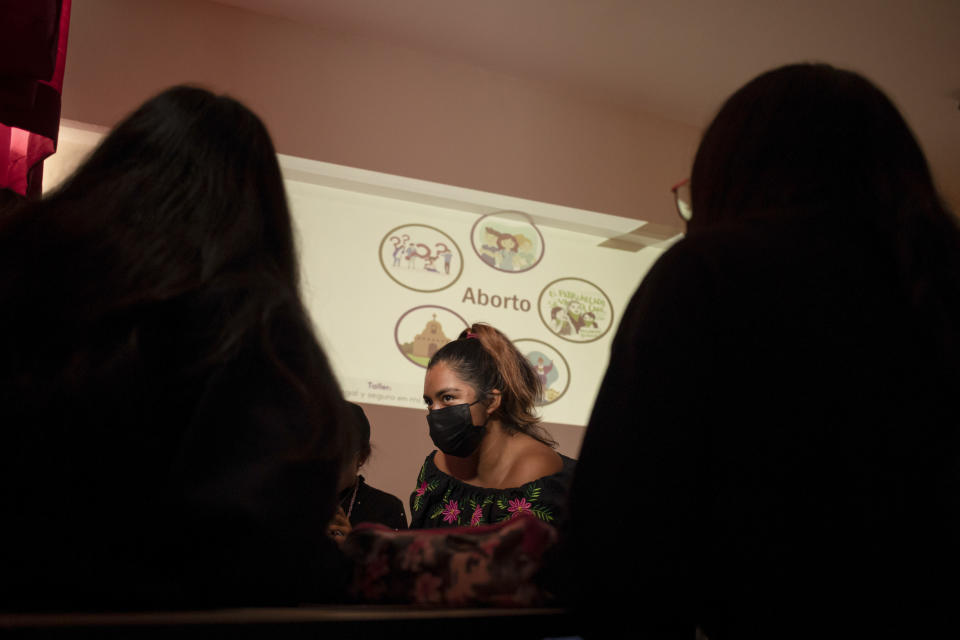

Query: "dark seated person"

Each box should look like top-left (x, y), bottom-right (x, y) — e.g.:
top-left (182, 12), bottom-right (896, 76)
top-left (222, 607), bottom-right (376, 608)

top-left (564, 64), bottom-right (960, 638)
top-left (328, 402), bottom-right (408, 541)
top-left (0, 87), bottom-right (351, 610)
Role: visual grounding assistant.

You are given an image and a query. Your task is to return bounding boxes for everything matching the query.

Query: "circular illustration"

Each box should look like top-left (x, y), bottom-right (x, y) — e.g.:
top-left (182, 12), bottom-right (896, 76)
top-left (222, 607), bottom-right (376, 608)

top-left (538, 277), bottom-right (615, 344)
top-left (514, 339), bottom-right (570, 406)
top-left (379, 224), bottom-right (464, 293)
top-left (470, 211), bottom-right (545, 274)
top-left (395, 305), bottom-right (470, 368)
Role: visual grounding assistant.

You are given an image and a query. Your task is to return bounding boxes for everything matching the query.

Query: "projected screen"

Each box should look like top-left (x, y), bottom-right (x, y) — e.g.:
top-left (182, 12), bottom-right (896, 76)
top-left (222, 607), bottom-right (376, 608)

top-left (287, 168), bottom-right (675, 426)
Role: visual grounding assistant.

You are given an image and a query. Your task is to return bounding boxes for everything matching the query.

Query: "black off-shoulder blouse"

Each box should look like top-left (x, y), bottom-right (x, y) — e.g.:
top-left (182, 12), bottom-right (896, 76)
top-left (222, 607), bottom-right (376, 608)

top-left (409, 450), bottom-right (576, 529)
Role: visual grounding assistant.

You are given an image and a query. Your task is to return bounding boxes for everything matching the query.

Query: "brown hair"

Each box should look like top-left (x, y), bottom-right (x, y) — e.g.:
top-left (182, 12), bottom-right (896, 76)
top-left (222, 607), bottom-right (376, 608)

top-left (427, 323), bottom-right (556, 446)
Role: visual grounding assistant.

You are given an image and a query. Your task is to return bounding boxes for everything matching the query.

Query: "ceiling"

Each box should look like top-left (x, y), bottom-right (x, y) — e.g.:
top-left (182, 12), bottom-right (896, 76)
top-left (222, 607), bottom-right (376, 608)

top-left (210, 0), bottom-right (960, 206)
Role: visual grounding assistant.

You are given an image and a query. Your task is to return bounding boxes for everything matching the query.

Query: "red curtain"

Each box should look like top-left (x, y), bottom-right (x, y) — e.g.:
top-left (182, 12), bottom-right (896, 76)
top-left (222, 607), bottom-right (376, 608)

top-left (0, 0), bottom-right (72, 200)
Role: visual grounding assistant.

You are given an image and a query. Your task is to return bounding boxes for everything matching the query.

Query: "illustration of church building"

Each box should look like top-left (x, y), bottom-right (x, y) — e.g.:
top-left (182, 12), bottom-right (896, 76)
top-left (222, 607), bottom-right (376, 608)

top-left (412, 314), bottom-right (450, 358)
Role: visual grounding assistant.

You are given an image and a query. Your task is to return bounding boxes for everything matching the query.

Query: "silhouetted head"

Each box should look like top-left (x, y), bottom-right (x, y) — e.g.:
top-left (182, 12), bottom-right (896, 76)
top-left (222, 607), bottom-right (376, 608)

top-left (31, 86), bottom-right (298, 305)
top-left (0, 85), bottom-right (310, 377)
top-left (689, 63), bottom-right (942, 232)
top-left (688, 63), bottom-right (959, 355)
top-left (346, 401), bottom-right (372, 467)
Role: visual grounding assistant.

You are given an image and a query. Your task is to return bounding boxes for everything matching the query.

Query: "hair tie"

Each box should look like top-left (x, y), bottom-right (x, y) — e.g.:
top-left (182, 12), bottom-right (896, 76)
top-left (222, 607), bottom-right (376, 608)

top-left (465, 331), bottom-right (478, 339)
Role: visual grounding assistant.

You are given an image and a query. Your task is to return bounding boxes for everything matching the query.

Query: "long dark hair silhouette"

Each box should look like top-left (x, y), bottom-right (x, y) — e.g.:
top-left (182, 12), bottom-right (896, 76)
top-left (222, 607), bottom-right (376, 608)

top-left (0, 86), bottom-right (350, 608)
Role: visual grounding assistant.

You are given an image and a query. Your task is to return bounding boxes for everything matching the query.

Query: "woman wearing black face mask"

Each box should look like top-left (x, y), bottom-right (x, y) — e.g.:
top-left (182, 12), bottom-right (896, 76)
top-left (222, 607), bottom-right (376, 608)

top-left (409, 323), bottom-right (576, 528)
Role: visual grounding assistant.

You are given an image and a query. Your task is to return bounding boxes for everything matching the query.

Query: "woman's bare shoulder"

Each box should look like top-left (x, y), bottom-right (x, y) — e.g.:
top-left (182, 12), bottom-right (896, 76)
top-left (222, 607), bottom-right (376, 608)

top-left (504, 436), bottom-right (563, 486)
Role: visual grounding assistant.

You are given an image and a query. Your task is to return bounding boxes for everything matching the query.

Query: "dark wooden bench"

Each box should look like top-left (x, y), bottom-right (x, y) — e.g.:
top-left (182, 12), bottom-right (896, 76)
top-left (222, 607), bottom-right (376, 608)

top-left (0, 605), bottom-right (579, 639)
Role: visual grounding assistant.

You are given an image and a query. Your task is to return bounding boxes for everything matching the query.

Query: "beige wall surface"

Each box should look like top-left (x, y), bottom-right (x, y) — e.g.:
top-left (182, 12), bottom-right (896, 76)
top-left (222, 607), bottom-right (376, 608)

top-left (62, 0), bottom-right (701, 228)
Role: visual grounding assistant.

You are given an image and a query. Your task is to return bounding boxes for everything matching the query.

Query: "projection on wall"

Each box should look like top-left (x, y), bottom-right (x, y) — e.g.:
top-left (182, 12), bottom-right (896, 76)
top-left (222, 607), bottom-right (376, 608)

top-left (283, 157), bottom-right (680, 427)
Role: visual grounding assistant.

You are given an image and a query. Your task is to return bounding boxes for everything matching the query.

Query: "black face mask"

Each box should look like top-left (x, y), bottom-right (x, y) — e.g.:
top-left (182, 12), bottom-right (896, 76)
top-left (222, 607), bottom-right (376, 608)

top-left (427, 400), bottom-right (487, 458)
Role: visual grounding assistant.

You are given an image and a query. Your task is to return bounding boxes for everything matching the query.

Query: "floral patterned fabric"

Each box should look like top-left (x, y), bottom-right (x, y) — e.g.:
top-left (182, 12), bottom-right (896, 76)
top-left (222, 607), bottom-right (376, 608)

top-left (409, 450), bottom-right (576, 529)
top-left (342, 513), bottom-right (558, 606)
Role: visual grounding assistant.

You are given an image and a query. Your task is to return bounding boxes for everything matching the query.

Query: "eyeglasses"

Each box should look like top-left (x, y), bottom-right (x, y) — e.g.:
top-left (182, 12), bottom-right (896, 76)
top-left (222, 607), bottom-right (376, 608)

top-left (671, 178), bottom-right (692, 222)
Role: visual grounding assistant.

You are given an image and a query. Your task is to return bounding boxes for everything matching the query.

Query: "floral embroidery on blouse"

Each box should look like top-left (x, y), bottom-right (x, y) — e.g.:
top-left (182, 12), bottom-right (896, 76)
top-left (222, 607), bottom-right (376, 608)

top-left (508, 497), bottom-right (531, 516)
top-left (470, 504), bottom-right (484, 527)
top-left (412, 464), bottom-right (440, 513)
top-left (409, 451), bottom-right (576, 529)
top-left (467, 495), bottom-right (494, 527)
top-left (441, 499), bottom-right (461, 524)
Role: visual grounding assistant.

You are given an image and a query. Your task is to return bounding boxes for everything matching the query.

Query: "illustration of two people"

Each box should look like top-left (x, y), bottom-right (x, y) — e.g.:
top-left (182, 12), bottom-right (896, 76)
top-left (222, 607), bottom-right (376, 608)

top-left (550, 300), bottom-right (598, 336)
top-left (479, 226), bottom-right (534, 271)
top-left (390, 237), bottom-right (419, 269)
top-left (390, 235), bottom-right (453, 274)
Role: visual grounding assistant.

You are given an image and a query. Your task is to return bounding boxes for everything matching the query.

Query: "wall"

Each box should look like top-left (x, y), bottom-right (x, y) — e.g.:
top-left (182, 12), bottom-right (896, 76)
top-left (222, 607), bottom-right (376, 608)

top-left (62, 0), bottom-right (701, 227)
top-left (58, 0), bottom-right (704, 514)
